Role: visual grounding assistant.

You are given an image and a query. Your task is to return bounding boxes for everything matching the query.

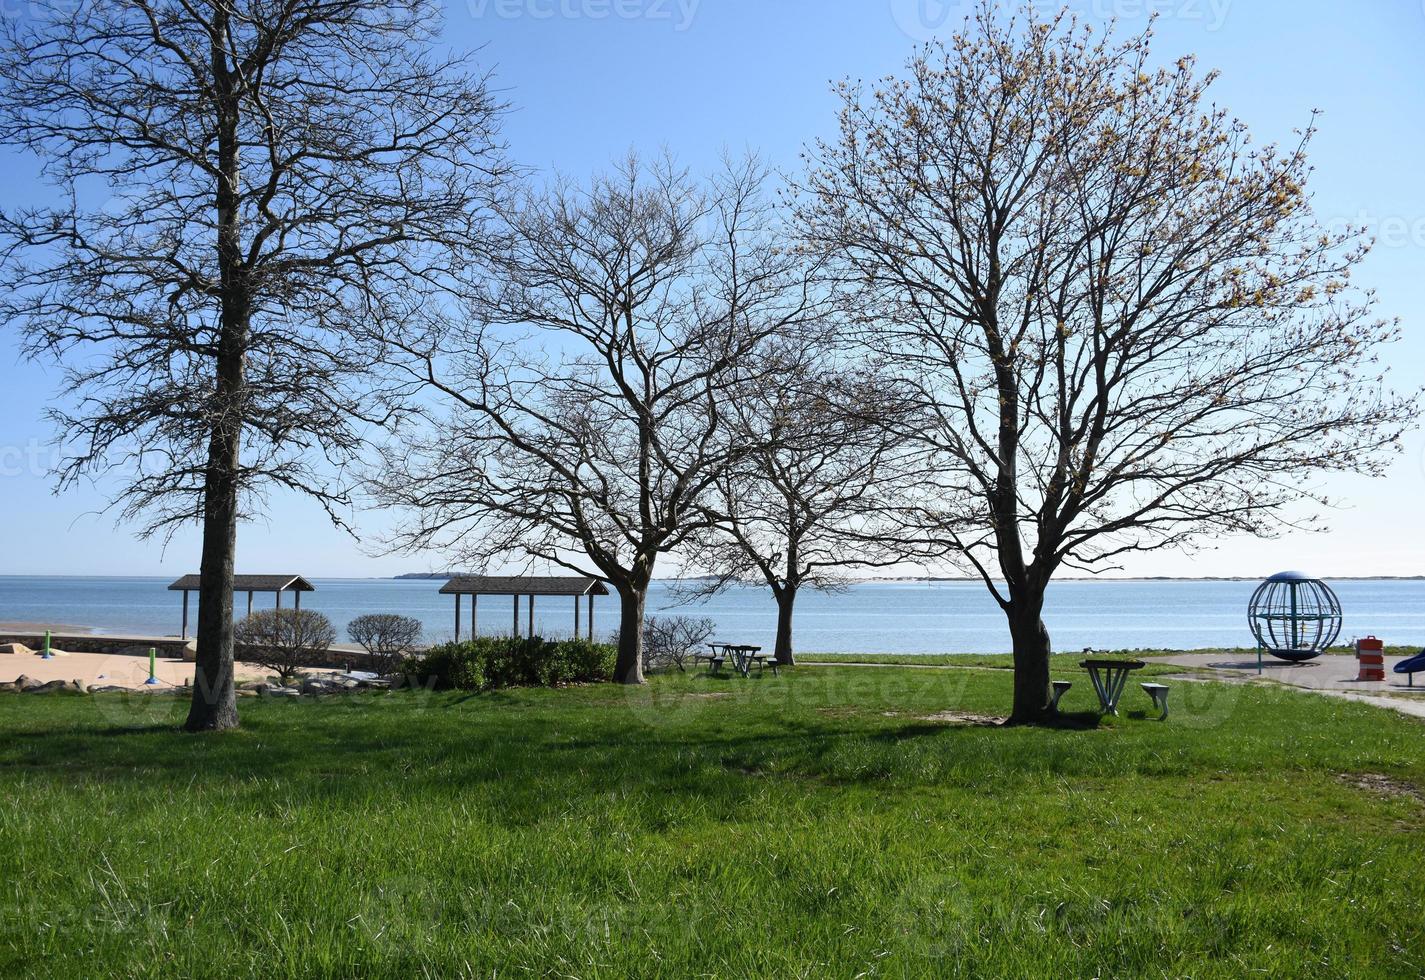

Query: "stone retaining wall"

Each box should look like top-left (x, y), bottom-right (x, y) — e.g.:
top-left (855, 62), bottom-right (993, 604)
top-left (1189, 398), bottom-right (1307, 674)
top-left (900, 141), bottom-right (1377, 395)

top-left (0, 633), bottom-right (196, 660)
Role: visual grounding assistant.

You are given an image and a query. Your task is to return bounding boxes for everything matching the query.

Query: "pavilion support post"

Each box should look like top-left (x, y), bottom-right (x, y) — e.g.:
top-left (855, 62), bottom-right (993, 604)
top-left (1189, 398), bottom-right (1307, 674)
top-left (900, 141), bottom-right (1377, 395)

top-left (454, 593), bottom-right (461, 642)
top-left (588, 593), bottom-right (594, 641)
top-left (181, 591), bottom-right (190, 641)
top-left (276, 590), bottom-right (282, 611)
top-left (528, 596), bottom-right (535, 638)
top-left (472, 595), bottom-right (478, 638)
top-left (574, 595), bottom-right (580, 638)
top-left (512, 595), bottom-right (519, 637)
top-left (294, 591), bottom-right (301, 613)
top-left (246, 591), bottom-right (253, 618)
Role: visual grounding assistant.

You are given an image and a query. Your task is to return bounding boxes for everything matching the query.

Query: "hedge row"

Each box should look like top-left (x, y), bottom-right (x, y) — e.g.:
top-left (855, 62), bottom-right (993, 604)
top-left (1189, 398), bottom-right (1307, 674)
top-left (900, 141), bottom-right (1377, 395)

top-left (406, 637), bottom-right (617, 691)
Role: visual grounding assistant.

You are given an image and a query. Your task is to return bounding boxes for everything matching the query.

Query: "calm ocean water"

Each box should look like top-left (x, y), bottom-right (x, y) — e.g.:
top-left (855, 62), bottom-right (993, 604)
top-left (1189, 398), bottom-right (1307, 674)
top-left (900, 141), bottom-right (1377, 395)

top-left (2, 575), bottom-right (1424, 654)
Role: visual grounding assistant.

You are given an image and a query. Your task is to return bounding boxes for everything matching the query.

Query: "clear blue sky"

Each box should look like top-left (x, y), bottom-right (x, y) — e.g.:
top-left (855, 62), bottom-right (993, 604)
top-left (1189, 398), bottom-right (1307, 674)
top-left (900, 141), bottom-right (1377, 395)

top-left (1, 0), bottom-right (1422, 578)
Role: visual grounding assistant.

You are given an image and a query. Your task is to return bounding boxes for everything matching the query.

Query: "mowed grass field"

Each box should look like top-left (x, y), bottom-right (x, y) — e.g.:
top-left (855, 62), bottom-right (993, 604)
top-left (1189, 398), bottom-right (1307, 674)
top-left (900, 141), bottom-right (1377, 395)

top-left (2, 665), bottom-right (1423, 978)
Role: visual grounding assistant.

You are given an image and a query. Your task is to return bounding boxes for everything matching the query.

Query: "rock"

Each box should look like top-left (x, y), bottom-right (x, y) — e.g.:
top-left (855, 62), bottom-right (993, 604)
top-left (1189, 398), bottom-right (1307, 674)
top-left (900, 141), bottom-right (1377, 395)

top-left (15, 675), bottom-right (41, 691)
top-left (26, 679), bottom-right (75, 694)
top-left (300, 676), bottom-right (355, 695)
top-left (86, 685), bottom-right (130, 694)
top-left (257, 683), bottom-right (300, 698)
top-left (72, 679), bottom-right (88, 694)
top-left (0, 643), bottom-right (33, 656)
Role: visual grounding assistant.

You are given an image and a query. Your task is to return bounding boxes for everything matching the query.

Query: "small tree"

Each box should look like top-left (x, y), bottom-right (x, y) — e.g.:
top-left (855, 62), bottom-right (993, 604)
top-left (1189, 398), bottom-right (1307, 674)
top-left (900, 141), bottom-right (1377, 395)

top-left (638, 616), bottom-right (717, 672)
top-left (797, 6), bottom-right (1417, 723)
top-left (347, 614), bottom-right (424, 675)
top-left (235, 609), bottom-right (336, 684)
top-left (687, 344), bottom-right (936, 666)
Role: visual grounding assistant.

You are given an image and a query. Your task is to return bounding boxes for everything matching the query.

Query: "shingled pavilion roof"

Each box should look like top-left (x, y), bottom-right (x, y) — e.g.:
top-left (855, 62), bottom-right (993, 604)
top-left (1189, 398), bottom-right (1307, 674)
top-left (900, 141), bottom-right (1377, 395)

top-left (168, 575), bottom-right (315, 593)
top-left (439, 576), bottom-right (608, 597)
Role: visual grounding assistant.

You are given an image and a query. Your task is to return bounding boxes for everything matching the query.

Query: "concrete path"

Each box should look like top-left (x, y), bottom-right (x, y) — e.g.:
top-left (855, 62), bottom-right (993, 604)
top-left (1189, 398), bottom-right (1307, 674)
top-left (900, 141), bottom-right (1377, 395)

top-left (1145, 652), bottom-right (1425, 721)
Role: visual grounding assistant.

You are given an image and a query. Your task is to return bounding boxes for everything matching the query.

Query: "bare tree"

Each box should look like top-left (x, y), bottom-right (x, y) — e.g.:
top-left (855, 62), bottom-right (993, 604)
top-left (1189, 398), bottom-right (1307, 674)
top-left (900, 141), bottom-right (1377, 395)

top-left (0, 0), bottom-right (506, 730)
top-left (684, 345), bottom-right (935, 666)
top-left (612, 615), bottom-right (716, 673)
top-left (797, 7), bottom-right (1417, 723)
top-left (374, 155), bottom-right (824, 684)
top-left (347, 613), bottom-right (423, 675)
top-left (236, 608), bottom-right (336, 683)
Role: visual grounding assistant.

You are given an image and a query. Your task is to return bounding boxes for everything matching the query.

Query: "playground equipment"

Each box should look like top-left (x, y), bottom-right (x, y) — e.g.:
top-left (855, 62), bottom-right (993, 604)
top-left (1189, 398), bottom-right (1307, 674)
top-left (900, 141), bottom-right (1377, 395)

top-left (1395, 649), bottom-right (1425, 687)
top-left (1248, 571), bottom-right (1343, 667)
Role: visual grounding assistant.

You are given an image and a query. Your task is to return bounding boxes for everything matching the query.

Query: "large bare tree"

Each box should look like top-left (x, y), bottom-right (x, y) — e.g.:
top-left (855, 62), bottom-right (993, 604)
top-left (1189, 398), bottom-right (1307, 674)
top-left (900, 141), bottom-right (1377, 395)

top-left (0, 0), bottom-right (506, 730)
top-left (375, 155), bottom-right (823, 684)
top-left (684, 345), bottom-right (935, 666)
top-left (797, 7), bottom-right (1417, 723)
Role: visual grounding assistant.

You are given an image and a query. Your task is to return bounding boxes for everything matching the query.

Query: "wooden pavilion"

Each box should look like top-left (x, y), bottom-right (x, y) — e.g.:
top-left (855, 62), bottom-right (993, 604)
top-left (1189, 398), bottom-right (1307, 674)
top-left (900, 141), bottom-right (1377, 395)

top-left (440, 576), bottom-right (609, 641)
top-left (167, 574), bottom-right (316, 641)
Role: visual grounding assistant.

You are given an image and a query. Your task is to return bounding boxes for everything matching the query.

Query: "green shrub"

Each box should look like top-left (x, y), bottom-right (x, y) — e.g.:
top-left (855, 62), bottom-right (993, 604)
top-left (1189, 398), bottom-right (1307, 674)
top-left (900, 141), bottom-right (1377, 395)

top-left (408, 636), bottom-right (616, 691)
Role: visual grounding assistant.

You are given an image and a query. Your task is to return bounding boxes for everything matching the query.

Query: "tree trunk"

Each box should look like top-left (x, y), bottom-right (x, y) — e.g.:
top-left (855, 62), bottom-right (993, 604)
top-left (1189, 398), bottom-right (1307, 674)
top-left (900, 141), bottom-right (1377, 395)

top-left (773, 585), bottom-right (796, 666)
top-left (183, 397), bottom-right (242, 732)
top-left (1006, 598), bottom-right (1053, 726)
top-left (184, 26), bottom-right (244, 733)
top-left (613, 586), bottom-right (647, 685)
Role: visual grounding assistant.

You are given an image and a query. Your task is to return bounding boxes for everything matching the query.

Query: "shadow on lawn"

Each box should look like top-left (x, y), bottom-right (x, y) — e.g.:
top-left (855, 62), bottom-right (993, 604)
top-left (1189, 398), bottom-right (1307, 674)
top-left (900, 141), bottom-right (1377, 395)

top-left (0, 688), bottom-right (1031, 792)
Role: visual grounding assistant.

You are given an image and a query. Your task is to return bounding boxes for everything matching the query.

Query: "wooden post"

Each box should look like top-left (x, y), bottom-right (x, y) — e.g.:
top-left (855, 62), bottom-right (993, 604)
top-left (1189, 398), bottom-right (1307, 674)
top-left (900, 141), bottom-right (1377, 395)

top-left (512, 595), bottom-right (519, 637)
top-left (181, 590), bottom-right (190, 641)
top-left (574, 595), bottom-right (580, 638)
top-left (247, 591), bottom-right (253, 618)
top-left (588, 593), bottom-right (595, 641)
top-left (294, 590), bottom-right (301, 613)
top-left (276, 589), bottom-right (282, 611)
top-left (454, 593), bottom-right (461, 642)
top-left (472, 595), bottom-right (478, 638)
top-left (528, 595), bottom-right (535, 638)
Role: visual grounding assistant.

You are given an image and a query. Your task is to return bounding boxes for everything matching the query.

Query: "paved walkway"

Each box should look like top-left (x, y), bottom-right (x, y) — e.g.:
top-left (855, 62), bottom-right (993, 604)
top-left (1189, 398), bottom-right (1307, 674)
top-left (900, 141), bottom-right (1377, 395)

top-left (1145, 652), bottom-right (1425, 720)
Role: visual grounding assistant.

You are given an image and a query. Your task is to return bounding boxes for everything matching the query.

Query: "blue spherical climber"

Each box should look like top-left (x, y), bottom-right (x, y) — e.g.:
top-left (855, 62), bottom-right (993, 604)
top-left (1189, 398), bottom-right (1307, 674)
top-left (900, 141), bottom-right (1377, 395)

top-left (1248, 571), bottom-right (1342, 663)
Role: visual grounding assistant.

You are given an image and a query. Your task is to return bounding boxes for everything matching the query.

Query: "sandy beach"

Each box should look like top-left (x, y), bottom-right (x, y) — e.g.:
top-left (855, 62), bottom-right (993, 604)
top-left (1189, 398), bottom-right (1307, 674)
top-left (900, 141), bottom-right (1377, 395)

top-left (1, 646), bottom-right (269, 690)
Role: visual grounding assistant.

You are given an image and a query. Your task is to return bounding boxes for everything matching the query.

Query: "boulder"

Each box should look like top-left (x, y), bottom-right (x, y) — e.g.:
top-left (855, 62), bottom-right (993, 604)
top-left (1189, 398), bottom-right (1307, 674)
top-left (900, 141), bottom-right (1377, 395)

top-left (0, 643), bottom-right (33, 656)
top-left (257, 683), bottom-right (300, 698)
top-left (14, 675), bottom-right (41, 691)
top-left (26, 679), bottom-right (78, 694)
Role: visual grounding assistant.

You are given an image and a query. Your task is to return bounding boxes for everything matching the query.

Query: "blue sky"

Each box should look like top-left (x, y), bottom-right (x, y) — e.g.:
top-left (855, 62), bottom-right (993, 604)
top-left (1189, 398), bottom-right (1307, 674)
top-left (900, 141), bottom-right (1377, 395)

top-left (1, 0), bottom-right (1422, 578)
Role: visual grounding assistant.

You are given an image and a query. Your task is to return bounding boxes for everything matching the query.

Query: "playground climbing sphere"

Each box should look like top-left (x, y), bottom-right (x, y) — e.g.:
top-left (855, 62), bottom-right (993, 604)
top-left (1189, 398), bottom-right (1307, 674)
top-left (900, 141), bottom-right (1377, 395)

top-left (1248, 571), bottom-right (1343, 663)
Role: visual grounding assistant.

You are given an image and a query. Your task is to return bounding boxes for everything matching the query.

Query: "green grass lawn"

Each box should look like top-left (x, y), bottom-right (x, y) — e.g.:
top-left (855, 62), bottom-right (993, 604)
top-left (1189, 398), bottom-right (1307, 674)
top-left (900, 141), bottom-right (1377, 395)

top-left (2, 667), bottom-right (1423, 977)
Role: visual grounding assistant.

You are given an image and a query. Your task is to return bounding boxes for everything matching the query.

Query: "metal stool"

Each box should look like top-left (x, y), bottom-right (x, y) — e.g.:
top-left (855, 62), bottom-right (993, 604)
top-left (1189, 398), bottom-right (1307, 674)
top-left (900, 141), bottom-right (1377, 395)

top-left (1141, 683), bottom-right (1170, 721)
top-left (1050, 680), bottom-right (1073, 712)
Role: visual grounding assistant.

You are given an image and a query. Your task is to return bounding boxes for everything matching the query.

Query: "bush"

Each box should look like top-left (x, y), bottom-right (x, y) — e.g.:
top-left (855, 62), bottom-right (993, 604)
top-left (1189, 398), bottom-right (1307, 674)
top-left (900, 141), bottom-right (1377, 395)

top-left (614, 615), bottom-right (717, 672)
top-left (234, 608), bottom-right (336, 683)
top-left (347, 614), bottom-right (423, 675)
top-left (407, 636), bottom-right (617, 692)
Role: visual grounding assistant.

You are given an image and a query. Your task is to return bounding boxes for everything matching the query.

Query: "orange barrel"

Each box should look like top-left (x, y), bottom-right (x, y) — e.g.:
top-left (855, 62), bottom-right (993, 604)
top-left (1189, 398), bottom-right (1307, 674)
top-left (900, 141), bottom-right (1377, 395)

top-left (1356, 636), bottom-right (1385, 682)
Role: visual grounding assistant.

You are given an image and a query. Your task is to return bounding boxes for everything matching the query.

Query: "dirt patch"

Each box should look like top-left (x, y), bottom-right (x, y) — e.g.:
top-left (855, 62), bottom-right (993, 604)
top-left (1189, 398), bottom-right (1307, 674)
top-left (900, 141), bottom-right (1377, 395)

top-left (1336, 772), bottom-right (1425, 805)
top-left (920, 711), bottom-right (1008, 727)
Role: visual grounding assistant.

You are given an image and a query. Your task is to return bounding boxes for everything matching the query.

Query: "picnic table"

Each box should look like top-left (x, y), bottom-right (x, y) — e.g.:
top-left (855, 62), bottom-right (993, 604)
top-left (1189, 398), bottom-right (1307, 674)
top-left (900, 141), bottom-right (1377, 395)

top-left (706, 643), bottom-right (778, 678)
top-left (1079, 658), bottom-right (1147, 715)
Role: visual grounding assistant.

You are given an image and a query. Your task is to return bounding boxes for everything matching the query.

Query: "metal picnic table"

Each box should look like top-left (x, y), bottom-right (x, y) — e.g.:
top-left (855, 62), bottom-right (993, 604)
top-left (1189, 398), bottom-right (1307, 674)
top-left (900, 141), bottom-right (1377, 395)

top-left (1079, 658), bottom-right (1147, 715)
top-left (707, 642), bottom-right (773, 678)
